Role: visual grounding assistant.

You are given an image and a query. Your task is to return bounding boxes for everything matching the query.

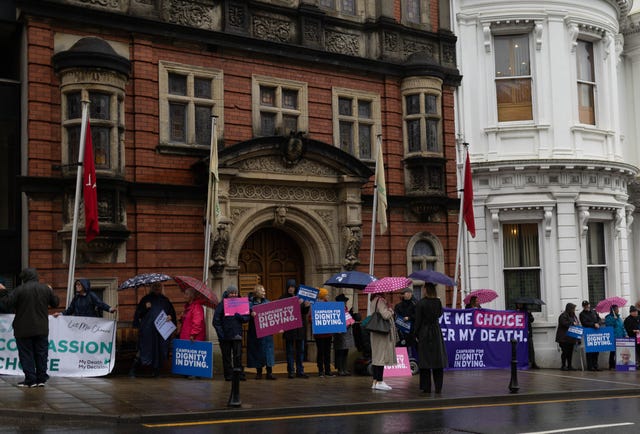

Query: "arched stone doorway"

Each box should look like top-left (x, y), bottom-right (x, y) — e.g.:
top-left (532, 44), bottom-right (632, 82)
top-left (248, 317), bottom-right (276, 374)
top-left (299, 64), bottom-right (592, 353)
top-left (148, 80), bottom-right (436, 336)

top-left (238, 227), bottom-right (304, 359)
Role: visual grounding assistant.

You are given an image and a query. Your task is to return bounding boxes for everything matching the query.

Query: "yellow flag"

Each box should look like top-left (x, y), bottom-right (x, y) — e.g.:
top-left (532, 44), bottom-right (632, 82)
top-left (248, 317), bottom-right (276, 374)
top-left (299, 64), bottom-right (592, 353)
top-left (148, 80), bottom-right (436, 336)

top-left (375, 137), bottom-right (388, 234)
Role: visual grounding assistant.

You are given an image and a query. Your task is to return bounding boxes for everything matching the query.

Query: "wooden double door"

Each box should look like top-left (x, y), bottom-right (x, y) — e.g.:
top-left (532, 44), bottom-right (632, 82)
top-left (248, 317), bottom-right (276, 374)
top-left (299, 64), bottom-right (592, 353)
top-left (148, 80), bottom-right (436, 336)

top-left (238, 228), bottom-right (304, 359)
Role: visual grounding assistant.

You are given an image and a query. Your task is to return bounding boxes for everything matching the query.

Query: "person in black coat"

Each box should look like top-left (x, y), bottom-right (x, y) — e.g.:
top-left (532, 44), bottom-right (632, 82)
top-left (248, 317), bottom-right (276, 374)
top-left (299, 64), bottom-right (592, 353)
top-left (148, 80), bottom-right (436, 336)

top-left (0, 268), bottom-right (59, 387)
top-left (279, 279), bottom-right (310, 378)
top-left (555, 302), bottom-right (579, 371)
top-left (516, 303), bottom-right (539, 369)
top-left (54, 279), bottom-right (116, 318)
top-left (213, 285), bottom-right (249, 381)
top-left (414, 283), bottom-right (448, 394)
top-left (394, 288), bottom-right (417, 346)
top-left (129, 282), bottom-right (176, 377)
top-left (624, 306), bottom-right (640, 366)
top-left (579, 300), bottom-right (601, 371)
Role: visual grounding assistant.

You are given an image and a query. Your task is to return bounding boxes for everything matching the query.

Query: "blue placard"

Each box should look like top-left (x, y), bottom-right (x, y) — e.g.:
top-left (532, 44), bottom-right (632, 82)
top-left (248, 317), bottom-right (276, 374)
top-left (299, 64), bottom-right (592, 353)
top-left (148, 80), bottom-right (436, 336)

top-left (311, 302), bottom-right (347, 334)
top-left (583, 326), bottom-right (615, 353)
top-left (566, 325), bottom-right (583, 339)
top-left (297, 285), bottom-right (319, 304)
top-left (395, 317), bottom-right (411, 334)
top-left (171, 339), bottom-right (214, 378)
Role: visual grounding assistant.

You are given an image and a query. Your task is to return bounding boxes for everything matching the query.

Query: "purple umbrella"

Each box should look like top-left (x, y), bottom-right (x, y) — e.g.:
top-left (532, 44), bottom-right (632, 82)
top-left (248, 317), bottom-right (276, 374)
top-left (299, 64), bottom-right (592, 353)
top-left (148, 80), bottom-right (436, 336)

top-left (409, 270), bottom-right (456, 286)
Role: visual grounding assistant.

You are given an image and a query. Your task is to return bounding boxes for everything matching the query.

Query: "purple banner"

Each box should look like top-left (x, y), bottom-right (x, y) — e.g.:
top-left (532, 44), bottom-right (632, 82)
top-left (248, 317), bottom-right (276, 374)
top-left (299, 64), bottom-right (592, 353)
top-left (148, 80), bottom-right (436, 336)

top-left (440, 308), bottom-right (529, 370)
top-left (224, 297), bottom-right (250, 316)
top-left (252, 297), bottom-right (302, 338)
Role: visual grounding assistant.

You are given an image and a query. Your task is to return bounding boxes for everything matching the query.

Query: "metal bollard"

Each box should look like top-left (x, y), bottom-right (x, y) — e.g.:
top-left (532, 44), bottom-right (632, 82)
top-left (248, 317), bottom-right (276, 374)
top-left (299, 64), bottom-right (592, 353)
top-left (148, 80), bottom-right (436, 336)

top-left (227, 367), bottom-right (242, 407)
top-left (508, 338), bottom-right (519, 393)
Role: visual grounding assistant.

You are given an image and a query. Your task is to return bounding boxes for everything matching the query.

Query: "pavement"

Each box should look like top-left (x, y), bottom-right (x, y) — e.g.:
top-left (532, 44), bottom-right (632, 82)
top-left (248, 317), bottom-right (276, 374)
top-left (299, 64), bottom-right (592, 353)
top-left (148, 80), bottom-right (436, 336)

top-left (1, 363), bottom-right (640, 426)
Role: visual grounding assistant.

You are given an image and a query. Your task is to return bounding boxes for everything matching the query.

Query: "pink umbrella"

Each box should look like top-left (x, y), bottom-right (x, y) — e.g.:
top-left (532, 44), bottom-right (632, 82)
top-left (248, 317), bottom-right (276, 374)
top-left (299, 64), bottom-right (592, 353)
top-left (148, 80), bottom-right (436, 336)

top-left (362, 277), bottom-right (413, 294)
top-left (595, 296), bottom-right (627, 314)
top-left (173, 275), bottom-right (218, 308)
top-left (463, 289), bottom-right (498, 306)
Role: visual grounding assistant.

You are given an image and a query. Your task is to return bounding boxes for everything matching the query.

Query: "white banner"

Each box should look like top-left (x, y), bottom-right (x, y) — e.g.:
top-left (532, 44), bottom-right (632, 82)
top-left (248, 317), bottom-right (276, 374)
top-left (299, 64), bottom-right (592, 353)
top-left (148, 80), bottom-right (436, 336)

top-left (0, 314), bottom-right (117, 377)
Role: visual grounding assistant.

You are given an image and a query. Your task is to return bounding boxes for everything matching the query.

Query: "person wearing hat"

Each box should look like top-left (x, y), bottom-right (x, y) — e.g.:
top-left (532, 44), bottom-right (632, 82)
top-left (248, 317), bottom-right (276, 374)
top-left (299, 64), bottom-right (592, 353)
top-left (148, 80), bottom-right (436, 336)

top-left (579, 300), bottom-right (601, 371)
top-left (624, 305), bottom-right (640, 367)
top-left (394, 288), bottom-right (417, 347)
top-left (555, 302), bottom-right (579, 371)
top-left (279, 279), bottom-right (310, 378)
top-left (313, 287), bottom-right (335, 377)
top-left (333, 293), bottom-right (356, 376)
top-left (213, 285), bottom-right (249, 381)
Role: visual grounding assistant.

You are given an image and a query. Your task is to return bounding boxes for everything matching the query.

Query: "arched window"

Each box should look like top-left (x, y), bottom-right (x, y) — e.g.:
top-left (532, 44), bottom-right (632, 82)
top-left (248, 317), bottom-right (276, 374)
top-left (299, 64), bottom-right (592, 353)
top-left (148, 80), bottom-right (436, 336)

top-left (407, 233), bottom-right (444, 299)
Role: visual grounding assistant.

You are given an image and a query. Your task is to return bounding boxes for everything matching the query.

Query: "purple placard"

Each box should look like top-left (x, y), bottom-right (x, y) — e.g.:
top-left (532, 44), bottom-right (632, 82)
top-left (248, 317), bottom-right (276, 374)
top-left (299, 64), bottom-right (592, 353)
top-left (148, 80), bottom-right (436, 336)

top-left (252, 297), bottom-right (302, 338)
top-left (384, 347), bottom-right (413, 377)
top-left (224, 297), bottom-right (250, 316)
top-left (616, 338), bottom-right (636, 371)
top-left (440, 308), bottom-right (529, 370)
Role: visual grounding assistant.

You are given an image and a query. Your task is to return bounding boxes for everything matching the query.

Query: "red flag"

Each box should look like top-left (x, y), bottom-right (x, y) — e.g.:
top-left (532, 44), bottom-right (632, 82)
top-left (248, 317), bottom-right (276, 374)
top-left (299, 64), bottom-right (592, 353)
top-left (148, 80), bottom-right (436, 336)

top-left (463, 150), bottom-right (476, 238)
top-left (83, 121), bottom-right (99, 242)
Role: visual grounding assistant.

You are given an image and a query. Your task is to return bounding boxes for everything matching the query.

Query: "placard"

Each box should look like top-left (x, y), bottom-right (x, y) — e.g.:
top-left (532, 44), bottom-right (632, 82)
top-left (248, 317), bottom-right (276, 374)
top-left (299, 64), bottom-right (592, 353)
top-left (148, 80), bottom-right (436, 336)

top-left (154, 310), bottom-right (177, 340)
top-left (583, 326), bottom-right (615, 353)
top-left (566, 325), bottom-right (583, 339)
top-left (383, 347), bottom-right (413, 377)
top-left (395, 317), bottom-right (411, 334)
top-left (224, 297), bottom-right (250, 316)
top-left (616, 338), bottom-right (636, 372)
top-left (171, 339), bottom-right (214, 378)
top-left (310, 302), bottom-right (346, 334)
top-left (252, 297), bottom-right (303, 338)
top-left (296, 285), bottom-right (319, 304)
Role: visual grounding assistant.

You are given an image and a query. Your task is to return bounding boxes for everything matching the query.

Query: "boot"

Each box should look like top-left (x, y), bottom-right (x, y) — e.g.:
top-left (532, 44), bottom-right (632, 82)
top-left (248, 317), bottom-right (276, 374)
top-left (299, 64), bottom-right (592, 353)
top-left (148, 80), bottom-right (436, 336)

top-left (266, 366), bottom-right (276, 380)
top-left (255, 367), bottom-right (262, 380)
top-left (128, 357), bottom-right (140, 378)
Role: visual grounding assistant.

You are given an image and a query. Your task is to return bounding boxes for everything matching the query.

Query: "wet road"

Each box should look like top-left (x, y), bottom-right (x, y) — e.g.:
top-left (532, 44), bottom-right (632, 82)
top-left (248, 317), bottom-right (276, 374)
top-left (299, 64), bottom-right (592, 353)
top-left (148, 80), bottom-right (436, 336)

top-left (3, 394), bottom-right (638, 433)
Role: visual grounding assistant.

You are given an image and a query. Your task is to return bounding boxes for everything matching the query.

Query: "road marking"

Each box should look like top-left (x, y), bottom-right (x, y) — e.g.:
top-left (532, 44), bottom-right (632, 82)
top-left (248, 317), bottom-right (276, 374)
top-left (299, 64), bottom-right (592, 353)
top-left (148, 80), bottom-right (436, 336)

top-left (520, 422), bottom-right (635, 433)
top-left (142, 394), bottom-right (640, 428)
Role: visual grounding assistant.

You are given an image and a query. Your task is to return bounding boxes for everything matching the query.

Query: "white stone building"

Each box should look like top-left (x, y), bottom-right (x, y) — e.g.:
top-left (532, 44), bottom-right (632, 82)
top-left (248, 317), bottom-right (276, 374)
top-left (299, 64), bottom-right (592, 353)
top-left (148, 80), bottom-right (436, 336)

top-left (452, 0), bottom-right (640, 367)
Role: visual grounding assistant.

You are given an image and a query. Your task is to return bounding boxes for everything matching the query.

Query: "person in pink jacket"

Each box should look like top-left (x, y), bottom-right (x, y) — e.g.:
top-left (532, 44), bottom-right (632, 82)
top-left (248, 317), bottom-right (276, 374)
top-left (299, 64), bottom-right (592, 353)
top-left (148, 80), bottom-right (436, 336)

top-left (179, 289), bottom-right (206, 342)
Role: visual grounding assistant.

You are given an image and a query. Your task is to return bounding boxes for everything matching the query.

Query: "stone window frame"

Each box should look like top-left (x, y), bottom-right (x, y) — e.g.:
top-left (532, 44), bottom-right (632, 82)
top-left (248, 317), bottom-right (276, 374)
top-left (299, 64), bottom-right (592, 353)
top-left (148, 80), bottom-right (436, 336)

top-left (317, 0), bottom-right (362, 18)
top-left (401, 77), bottom-right (443, 157)
top-left (402, 0), bottom-right (431, 29)
top-left (252, 75), bottom-right (308, 137)
top-left (78, 277), bottom-right (118, 319)
top-left (406, 232), bottom-right (445, 299)
top-left (331, 87), bottom-right (381, 161)
top-left (158, 61), bottom-right (224, 153)
top-left (61, 86), bottom-right (124, 176)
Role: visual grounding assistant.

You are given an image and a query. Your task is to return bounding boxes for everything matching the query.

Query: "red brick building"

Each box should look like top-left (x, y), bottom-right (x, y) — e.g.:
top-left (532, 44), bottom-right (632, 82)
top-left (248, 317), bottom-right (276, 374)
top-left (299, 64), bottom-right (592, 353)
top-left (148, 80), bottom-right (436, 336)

top-left (3, 0), bottom-right (460, 360)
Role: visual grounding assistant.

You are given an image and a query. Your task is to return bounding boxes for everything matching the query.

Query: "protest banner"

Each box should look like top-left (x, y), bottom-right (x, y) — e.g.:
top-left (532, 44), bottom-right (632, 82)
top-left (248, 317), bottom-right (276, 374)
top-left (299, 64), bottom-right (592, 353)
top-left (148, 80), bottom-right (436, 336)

top-left (296, 285), bottom-right (319, 304)
top-left (171, 339), bottom-right (214, 378)
top-left (383, 347), bottom-right (413, 377)
top-left (395, 317), bottom-right (411, 334)
top-left (616, 338), bottom-right (636, 372)
top-left (583, 326), bottom-right (615, 353)
top-left (224, 297), bottom-right (249, 316)
top-left (0, 314), bottom-right (116, 377)
top-left (310, 302), bottom-right (346, 334)
top-left (252, 297), bottom-right (302, 338)
top-left (440, 308), bottom-right (529, 370)
top-left (154, 310), bottom-right (176, 340)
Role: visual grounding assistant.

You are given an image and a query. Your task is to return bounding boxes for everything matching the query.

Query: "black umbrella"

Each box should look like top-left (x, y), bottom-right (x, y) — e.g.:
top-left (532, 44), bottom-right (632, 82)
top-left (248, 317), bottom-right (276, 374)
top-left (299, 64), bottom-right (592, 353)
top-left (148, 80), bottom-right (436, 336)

top-left (511, 296), bottom-right (545, 306)
top-left (118, 273), bottom-right (171, 290)
top-left (324, 271), bottom-right (377, 290)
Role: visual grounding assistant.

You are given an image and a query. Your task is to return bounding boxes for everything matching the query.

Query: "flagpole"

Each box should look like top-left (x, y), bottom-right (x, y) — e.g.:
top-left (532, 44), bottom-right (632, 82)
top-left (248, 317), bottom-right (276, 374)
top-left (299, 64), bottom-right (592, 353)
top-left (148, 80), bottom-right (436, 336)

top-left (367, 135), bottom-right (384, 313)
top-left (452, 142), bottom-right (469, 308)
top-left (203, 116), bottom-right (218, 284)
top-left (66, 99), bottom-right (90, 306)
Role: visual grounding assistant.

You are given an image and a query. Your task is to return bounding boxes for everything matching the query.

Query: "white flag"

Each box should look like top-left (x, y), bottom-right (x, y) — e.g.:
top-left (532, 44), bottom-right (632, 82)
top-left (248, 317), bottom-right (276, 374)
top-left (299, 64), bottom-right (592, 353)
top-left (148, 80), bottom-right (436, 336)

top-left (375, 137), bottom-right (388, 234)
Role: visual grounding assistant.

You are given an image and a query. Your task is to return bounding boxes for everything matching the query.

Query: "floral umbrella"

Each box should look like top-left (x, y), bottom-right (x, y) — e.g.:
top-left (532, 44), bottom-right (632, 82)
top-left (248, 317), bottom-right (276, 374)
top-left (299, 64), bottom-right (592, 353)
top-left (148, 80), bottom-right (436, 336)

top-left (463, 289), bottom-right (498, 306)
top-left (595, 296), bottom-right (627, 314)
top-left (362, 277), bottom-right (413, 294)
top-left (324, 271), bottom-right (377, 290)
top-left (118, 273), bottom-right (171, 290)
top-left (173, 275), bottom-right (218, 308)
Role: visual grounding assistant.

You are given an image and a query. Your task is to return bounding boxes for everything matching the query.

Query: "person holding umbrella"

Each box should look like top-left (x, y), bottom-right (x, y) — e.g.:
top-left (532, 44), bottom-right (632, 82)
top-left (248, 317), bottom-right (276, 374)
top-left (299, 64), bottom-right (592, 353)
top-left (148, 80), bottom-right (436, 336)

top-left (369, 292), bottom-right (397, 391)
top-left (178, 288), bottom-right (206, 343)
top-left (129, 282), bottom-right (177, 377)
top-left (605, 304), bottom-right (626, 370)
top-left (415, 283), bottom-right (447, 394)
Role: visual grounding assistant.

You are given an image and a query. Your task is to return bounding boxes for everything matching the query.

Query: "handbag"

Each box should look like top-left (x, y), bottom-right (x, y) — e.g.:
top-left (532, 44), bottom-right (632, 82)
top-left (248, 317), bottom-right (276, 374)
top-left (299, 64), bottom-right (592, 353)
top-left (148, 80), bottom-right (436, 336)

top-left (364, 312), bottom-right (391, 334)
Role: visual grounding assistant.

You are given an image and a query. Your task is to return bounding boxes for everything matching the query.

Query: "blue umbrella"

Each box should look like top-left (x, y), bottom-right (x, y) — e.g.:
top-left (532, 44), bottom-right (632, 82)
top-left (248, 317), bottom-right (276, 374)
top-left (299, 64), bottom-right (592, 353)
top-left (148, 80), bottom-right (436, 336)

top-left (408, 270), bottom-right (456, 286)
top-left (324, 271), bottom-right (377, 289)
top-left (118, 273), bottom-right (171, 290)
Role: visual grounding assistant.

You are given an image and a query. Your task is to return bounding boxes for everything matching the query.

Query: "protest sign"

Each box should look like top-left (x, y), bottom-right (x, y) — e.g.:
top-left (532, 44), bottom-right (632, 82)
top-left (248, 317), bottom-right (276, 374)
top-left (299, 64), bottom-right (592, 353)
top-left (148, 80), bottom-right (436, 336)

top-left (154, 310), bottom-right (176, 340)
top-left (0, 314), bottom-right (116, 377)
top-left (171, 339), bottom-right (214, 378)
top-left (224, 297), bottom-right (250, 316)
top-left (566, 325), bottom-right (583, 339)
top-left (583, 326), bottom-right (615, 353)
top-left (616, 338), bottom-right (636, 372)
top-left (395, 317), bottom-right (411, 334)
top-left (252, 297), bottom-right (302, 338)
top-left (384, 347), bottom-right (413, 377)
top-left (310, 302), bottom-right (346, 334)
top-left (440, 308), bottom-right (529, 370)
top-left (345, 312), bottom-right (355, 327)
top-left (296, 285), bottom-right (319, 304)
